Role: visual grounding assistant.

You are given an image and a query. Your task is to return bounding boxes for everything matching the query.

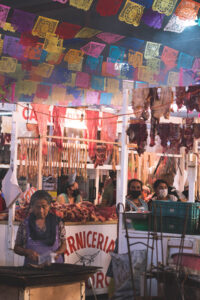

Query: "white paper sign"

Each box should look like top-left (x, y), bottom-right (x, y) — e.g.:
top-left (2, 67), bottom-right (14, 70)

top-left (2, 168), bottom-right (21, 207)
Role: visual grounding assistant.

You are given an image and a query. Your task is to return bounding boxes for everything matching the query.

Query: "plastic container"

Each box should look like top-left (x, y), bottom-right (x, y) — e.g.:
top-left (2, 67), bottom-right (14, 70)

top-left (152, 201), bottom-right (200, 219)
top-left (151, 216), bottom-right (198, 235)
top-left (125, 212), bottom-right (151, 231)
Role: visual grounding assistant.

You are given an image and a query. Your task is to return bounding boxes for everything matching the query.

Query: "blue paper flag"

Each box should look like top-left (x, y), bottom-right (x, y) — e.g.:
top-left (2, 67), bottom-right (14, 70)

top-left (49, 68), bottom-right (72, 84)
top-left (177, 53), bottom-right (194, 70)
top-left (100, 92), bottom-right (112, 105)
top-left (19, 94), bottom-right (34, 102)
top-left (131, 0), bottom-right (153, 9)
top-left (67, 87), bottom-right (82, 99)
top-left (117, 37), bottom-right (145, 51)
top-left (91, 75), bottom-right (105, 91)
top-left (84, 55), bottom-right (103, 75)
top-left (108, 46), bottom-right (125, 63)
top-left (121, 64), bottom-right (134, 79)
top-left (39, 50), bottom-right (48, 63)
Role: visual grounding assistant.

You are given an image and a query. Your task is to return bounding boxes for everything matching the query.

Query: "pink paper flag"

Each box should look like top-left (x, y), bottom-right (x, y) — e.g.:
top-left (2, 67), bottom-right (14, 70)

top-left (53, 0), bottom-right (68, 3)
top-left (81, 42), bottom-right (106, 58)
top-left (0, 5), bottom-right (10, 26)
top-left (75, 71), bottom-right (91, 89)
top-left (86, 90), bottom-right (100, 105)
top-left (97, 32), bottom-right (125, 44)
top-left (106, 59), bottom-right (121, 77)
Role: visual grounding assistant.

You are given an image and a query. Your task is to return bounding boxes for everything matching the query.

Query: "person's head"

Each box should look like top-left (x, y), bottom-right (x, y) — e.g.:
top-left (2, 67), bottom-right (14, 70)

top-left (30, 190), bottom-right (52, 219)
top-left (128, 179), bottom-right (143, 199)
top-left (65, 181), bottom-right (80, 198)
top-left (18, 176), bottom-right (27, 192)
top-left (153, 179), bottom-right (169, 199)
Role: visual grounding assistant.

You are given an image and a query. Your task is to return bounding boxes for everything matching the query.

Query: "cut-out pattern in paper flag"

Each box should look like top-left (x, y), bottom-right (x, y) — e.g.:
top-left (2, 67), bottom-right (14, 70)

top-left (32, 16), bottom-right (59, 38)
top-left (10, 9), bottom-right (36, 33)
top-left (138, 66), bottom-right (155, 83)
top-left (128, 50), bottom-right (143, 68)
top-left (100, 92), bottom-right (112, 105)
top-left (121, 63), bottom-right (134, 79)
top-left (68, 58), bottom-right (83, 72)
top-left (49, 68), bottom-right (72, 84)
top-left (109, 45), bottom-right (125, 63)
top-left (18, 80), bottom-right (37, 96)
top-left (168, 71), bottom-right (179, 86)
top-left (65, 72), bottom-right (76, 86)
top-left (34, 63), bottom-right (54, 78)
top-left (177, 52), bottom-right (194, 69)
top-left (192, 58), bottom-right (200, 71)
top-left (144, 41), bottom-right (161, 59)
top-left (141, 8), bottom-right (164, 28)
top-left (0, 5), bottom-right (10, 27)
top-left (85, 55), bottom-right (103, 75)
top-left (164, 13), bottom-right (186, 32)
top-left (106, 78), bottom-right (120, 93)
top-left (106, 58), bottom-right (121, 77)
top-left (36, 84), bottom-right (51, 99)
top-left (119, 0), bottom-right (145, 27)
top-left (161, 46), bottom-right (178, 70)
top-left (96, 32), bottom-right (125, 44)
top-left (2, 22), bottom-right (15, 32)
top-left (175, 0), bottom-right (200, 20)
top-left (91, 76), bottom-right (105, 91)
top-left (81, 42), bottom-right (106, 58)
top-left (152, 0), bottom-right (178, 16)
top-left (146, 58), bottom-right (160, 73)
top-left (64, 49), bottom-right (84, 64)
top-left (75, 27), bottom-right (101, 38)
top-left (24, 43), bottom-right (43, 61)
top-left (0, 57), bottom-right (17, 73)
top-left (46, 51), bottom-right (64, 65)
top-left (55, 22), bottom-right (81, 39)
top-left (96, 0), bottom-right (123, 16)
top-left (75, 71), bottom-right (91, 89)
top-left (69, 0), bottom-right (93, 10)
top-left (44, 33), bottom-right (63, 53)
top-left (86, 90), bottom-right (99, 105)
top-left (3, 36), bottom-right (25, 61)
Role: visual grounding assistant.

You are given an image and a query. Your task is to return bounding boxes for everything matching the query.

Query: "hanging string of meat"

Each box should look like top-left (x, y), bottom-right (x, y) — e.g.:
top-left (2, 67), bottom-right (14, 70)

top-left (85, 110), bottom-right (99, 162)
top-left (52, 106), bottom-right (66, 150)
top-left (126, 121), bottom-right (148, 155)
top-left (101, 112), bottom-right (118, 156)
top-left (157, 123), bottom-right (182, 154)
top-left (180, 118), bottom-right (194, 153)
top-left (175, 86), bottom-right (187, 109)
top-left (149, 87), bottom-right (173, 147)
top-left (185, 86), bottom-right (200, 112)
top-left (132, 87), bottom-right (150, 120)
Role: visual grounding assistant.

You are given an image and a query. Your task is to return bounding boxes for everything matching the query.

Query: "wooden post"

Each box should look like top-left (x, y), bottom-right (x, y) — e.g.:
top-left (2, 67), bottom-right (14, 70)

top-left (37, 136), bottom-right (43, 189)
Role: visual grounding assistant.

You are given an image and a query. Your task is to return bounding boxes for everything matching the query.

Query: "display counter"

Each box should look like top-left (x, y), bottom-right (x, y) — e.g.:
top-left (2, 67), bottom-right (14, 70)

top-left (0, 264), bottom-right (99, 300)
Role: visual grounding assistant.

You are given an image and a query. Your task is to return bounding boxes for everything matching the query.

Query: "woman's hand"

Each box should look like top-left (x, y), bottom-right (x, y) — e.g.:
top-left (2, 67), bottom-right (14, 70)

top-left (25, 249), bottom-right (39, 262)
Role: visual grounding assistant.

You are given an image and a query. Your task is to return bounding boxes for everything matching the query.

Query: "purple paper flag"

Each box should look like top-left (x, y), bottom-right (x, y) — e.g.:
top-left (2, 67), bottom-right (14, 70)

top-left (86, 90), bottom-right (99, 105)
top-left (3, 35), bottom-right (26, 61)
top-left (141, 9), bottom-right (164, 29)
top-left (81, 42), bottom-right (106, 58)
top-left (97, 32), bottom-right (125, 44)
top-left (0, 5), bottom-right (10, 26)
top-left (75, 72), bottom-right (91, 89)
top-left (10, 9), bottom-right (36, 33)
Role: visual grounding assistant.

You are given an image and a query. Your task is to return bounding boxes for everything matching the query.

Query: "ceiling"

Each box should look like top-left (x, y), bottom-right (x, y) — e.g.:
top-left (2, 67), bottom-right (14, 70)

top-left (1, 0), bottom-right (200, 57)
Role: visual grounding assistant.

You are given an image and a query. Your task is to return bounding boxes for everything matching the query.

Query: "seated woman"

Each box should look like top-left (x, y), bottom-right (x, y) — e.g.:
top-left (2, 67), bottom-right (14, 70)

top-left (126, 179), bottom-right (148, 211)
top-left (14, 190), bottom-right (66, 265)
top-left (57, 176), bottom-right (82, 205)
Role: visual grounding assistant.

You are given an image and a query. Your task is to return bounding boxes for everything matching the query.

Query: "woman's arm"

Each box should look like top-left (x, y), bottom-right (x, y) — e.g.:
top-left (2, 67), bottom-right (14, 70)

top-left (14, 245), bottom-right (39, 262)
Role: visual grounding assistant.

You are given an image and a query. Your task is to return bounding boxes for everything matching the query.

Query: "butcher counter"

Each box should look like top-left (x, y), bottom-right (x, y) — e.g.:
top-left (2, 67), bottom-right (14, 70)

top-left (0, 263), bottom-right (100, 300)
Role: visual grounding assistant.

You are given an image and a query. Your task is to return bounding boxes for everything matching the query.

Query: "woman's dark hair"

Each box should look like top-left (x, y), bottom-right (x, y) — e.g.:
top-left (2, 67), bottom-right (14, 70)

top-left (153, 179), bottom-right (168, 191)
top-left (128, 179), bottom-right (143, 192)
top-left (30, 190), bottom-right (52, 206)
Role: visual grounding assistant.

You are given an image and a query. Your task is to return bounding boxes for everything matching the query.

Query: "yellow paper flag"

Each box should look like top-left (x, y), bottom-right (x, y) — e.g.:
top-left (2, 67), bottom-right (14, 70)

top-left (32, 16), bottom-right (59, 38)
